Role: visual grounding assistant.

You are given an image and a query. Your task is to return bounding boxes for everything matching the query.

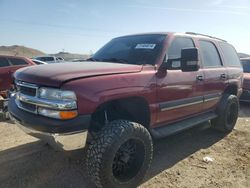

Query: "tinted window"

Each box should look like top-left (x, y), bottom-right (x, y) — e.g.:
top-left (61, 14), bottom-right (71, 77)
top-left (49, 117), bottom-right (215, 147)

top-left (241, 60), bottom-right (250, 73)
top-left (168, 37), bottom-right (195, 59)
top-left (37, 57), bottom-right (54, 62)
top-left (220, 42), bottom-right (241, 67)
top-left (199, 41), bottom-right (222, 67)
top-left (93, 34), bottom-right (166, 65)
top-left (9, 58), bottom-right (28, 66)
top-left (0, 57), bottom-right (10, 67)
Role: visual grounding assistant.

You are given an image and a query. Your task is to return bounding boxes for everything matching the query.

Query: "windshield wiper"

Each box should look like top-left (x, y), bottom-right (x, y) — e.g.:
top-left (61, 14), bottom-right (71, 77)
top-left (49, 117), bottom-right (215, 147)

top-left (102, 58), bottom-right (128, 64)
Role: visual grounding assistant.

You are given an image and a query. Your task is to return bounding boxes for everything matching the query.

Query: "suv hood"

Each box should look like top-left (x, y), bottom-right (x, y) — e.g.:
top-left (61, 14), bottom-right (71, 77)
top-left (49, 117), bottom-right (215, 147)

top-left (15, 62), bottom-right (143, 87)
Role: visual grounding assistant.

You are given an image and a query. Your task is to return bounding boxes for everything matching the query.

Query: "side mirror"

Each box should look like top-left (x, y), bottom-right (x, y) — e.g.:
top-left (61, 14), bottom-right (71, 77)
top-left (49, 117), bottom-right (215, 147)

top-left (181, 48), bottom-right (199, 72)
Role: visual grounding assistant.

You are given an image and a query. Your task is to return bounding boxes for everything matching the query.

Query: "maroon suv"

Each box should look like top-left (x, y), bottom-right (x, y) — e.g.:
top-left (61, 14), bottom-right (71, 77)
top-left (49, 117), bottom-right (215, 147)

top-left (0, 55), bottom-right (35, 98)
top-left (240, 57), bottom-right (250, 101)
top-left (8, 32), bottom-right (243, 188)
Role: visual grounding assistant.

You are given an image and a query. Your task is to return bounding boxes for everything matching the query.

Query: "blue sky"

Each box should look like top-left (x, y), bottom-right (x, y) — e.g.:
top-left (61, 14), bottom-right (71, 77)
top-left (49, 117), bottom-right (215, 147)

top-left (0, 0), bottom-right (250, 54)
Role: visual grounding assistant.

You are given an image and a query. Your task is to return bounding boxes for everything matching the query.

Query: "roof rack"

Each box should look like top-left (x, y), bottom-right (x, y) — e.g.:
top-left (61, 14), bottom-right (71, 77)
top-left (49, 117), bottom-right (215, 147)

top-left (185, 32), bottom-right (227, 42)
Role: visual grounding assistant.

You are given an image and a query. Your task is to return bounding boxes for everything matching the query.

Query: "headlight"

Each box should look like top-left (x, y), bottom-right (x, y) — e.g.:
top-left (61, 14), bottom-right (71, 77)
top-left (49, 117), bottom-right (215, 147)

top-left (39, 87), bottom-right (76, 100)
top-left (38, 107), bottom-right (78, 120)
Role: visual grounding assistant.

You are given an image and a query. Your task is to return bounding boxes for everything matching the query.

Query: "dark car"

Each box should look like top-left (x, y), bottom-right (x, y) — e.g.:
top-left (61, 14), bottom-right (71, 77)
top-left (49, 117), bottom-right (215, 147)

top-left (240, 57), bottom-right (250, 102)
top-left (9, 32), bottom-right (242, 188)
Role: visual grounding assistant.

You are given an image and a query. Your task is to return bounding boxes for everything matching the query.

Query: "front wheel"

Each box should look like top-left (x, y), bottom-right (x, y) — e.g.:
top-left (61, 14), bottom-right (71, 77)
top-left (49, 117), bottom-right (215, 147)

top-left (86, 120), bottom-right (153, 188)
top-left (211, 94), bottom-right (239, 132)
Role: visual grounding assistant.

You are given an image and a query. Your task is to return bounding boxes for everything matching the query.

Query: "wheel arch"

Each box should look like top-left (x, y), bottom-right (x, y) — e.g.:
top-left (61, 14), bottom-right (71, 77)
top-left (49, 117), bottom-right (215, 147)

top-left (223, 84), bottom-right (238, 96)
top-left (89, 96), bottom-right (151, 131)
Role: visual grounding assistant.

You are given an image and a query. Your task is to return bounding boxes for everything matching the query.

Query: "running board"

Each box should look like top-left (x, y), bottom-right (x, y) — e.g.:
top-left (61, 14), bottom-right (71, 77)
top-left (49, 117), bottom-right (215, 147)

top-left (150, 111), bottom-right (217, 139)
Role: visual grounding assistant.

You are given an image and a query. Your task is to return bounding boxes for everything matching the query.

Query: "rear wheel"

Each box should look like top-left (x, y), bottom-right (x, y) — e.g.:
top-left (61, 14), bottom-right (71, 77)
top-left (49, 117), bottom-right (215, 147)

top-left (211, 94), bottom-right (239, 132)
top-left (86, 120), bottom-right (153, 188)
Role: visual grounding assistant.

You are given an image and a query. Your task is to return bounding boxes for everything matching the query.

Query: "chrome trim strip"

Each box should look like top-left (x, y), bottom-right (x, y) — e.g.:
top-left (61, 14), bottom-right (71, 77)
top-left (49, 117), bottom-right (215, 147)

top-left (204, 93), bottom-right (221, 102)
top-left (16, 81), bottom-right (38, 89)
top-left (16, 93), bottom-right (77, 110)
top-left (161, 100), bottom-right (203, 111)
top-left (204, 97), bottom-right (220, 102)
top-left (160, 93), bottom-right (221, 111)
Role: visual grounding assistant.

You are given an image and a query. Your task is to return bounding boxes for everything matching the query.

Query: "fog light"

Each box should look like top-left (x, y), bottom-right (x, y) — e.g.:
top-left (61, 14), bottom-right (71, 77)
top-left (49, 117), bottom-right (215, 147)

top-left (38, 107), bottom-right (78, 120)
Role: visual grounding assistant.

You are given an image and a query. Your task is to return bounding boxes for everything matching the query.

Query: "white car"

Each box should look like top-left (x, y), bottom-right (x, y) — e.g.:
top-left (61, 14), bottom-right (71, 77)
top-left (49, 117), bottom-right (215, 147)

top-left (33, 56), bottom-right (64, 63)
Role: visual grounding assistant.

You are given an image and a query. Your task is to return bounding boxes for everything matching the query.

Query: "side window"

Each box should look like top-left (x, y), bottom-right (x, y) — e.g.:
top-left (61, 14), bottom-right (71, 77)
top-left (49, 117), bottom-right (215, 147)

top-left (199, 41), bottom-right (222, 67)
top-left (219, 42), bottom-right (241, 67)
top-left (9, 58), bottom-right (28, 66)
top-left (168, 37), bottom-right (195, 59)
top-left (0, 57), bottom-right (10, 67)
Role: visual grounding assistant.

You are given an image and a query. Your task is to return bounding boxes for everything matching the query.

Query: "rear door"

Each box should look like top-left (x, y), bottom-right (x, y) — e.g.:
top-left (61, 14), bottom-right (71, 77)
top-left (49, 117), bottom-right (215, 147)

top-left (198, 40), bottom-right (228, 111)
top-left (0, 57), bottom-right (12, 91)
top-left (156, 37), bottom-right (205, 126)
top-left (218, 42), bottom-right (243, 96)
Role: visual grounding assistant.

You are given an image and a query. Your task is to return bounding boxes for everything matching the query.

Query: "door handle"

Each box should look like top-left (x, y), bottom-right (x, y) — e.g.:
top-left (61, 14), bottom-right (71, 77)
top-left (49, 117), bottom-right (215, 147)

top-left (196, 75), bottom-right (203, 81)
top-left (220, 73), bottom-right (227, 79)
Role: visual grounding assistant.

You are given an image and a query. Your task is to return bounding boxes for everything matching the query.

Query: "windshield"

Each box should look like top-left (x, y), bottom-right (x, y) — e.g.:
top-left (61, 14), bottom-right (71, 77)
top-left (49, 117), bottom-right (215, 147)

top-left (92, 34), bottom-right (166, 65)
top-left (241, 60), bottom-right (250, 73)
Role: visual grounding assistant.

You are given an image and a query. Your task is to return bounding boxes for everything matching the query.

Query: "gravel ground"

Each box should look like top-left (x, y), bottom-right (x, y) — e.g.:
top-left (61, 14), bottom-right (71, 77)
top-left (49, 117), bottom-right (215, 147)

top-left (0, 103), bottom-right (249, 188)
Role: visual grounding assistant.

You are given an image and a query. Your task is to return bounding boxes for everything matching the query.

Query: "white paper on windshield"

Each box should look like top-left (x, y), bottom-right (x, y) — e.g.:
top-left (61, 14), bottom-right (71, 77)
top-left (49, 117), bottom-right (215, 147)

top-left (135, 44), bottom-right (156, 49)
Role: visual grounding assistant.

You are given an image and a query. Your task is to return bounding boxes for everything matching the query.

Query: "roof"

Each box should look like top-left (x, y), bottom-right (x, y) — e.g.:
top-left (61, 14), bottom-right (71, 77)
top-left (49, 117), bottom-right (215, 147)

top-left (115, 32), bottom-right (227, 43)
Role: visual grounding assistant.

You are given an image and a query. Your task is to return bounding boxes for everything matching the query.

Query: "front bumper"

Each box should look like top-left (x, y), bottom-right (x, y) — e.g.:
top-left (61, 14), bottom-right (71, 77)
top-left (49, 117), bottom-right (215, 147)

top-left (8, 96), bottom-right (91, 151)
top-left (240, 89), bottom-right (250, 102)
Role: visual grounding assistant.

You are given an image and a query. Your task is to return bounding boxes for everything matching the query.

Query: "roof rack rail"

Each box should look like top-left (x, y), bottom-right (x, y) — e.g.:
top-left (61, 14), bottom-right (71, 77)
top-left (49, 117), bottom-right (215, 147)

top-left (185, 32), bottom-right (227, 42)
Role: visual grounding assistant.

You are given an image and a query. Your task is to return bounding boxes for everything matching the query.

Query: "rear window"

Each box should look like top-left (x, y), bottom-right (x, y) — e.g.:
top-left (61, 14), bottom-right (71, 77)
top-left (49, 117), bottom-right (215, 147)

top-left (9, 58), bottom-right (28, 65)
top-left (241, 60), bottom-right (250, 73)
top-left (219, 42), bottom-right (241, 67)
top-left (0, 57), bottom-right (10, 67)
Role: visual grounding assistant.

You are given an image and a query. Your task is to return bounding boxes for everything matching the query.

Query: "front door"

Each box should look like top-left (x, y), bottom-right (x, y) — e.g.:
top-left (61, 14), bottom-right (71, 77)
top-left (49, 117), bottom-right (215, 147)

top-left (156, 36), bottom-right (205, 127)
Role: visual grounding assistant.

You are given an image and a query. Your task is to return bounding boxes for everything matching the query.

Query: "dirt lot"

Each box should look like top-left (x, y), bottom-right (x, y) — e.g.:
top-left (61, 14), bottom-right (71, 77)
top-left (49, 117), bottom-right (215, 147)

top-left (0, 104), bottom-right (249, 188)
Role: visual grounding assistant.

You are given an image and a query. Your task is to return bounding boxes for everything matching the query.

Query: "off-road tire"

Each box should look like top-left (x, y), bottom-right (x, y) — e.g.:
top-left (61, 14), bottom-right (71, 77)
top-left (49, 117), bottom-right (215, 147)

top-left (86, 120), bottom-right (153, 188)
top-left (211, 94), bottom-right (239, 132)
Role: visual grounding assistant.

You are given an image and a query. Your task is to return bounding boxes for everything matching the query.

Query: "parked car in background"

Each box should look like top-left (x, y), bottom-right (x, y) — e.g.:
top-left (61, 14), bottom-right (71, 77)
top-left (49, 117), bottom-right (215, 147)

top-left (9, 32), bottom-right (242, 188)
top-left (33, 56), bottom-right (64, 63)
top-left (31, 59), bottom-right (48, 65)
top-left (240, 57), bottom-right (250, 102)
top-left (0, 55), bottom-right (35, 118)
top-left (0, 55), bottom-right (35, 98)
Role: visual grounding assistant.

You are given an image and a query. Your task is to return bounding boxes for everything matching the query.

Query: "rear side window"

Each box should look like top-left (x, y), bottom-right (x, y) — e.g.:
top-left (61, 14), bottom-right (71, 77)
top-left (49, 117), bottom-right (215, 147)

top-left (219, 42), bottom-right (241, 67)
top-left (168, 37), bottom-right (195, 59)
top-left (9, 58), bottom-right (28, 66)
top-left (199, 41), bottom-right (222, 67)
top-left (0, 57), bottom-right (10, 67)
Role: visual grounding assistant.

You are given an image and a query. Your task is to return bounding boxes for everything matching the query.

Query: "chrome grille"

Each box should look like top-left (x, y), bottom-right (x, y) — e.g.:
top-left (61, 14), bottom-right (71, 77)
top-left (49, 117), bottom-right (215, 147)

top-left (15, 80), bottom-right (38, 114)
top-left (20, 86), bottom-right (36, 96)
